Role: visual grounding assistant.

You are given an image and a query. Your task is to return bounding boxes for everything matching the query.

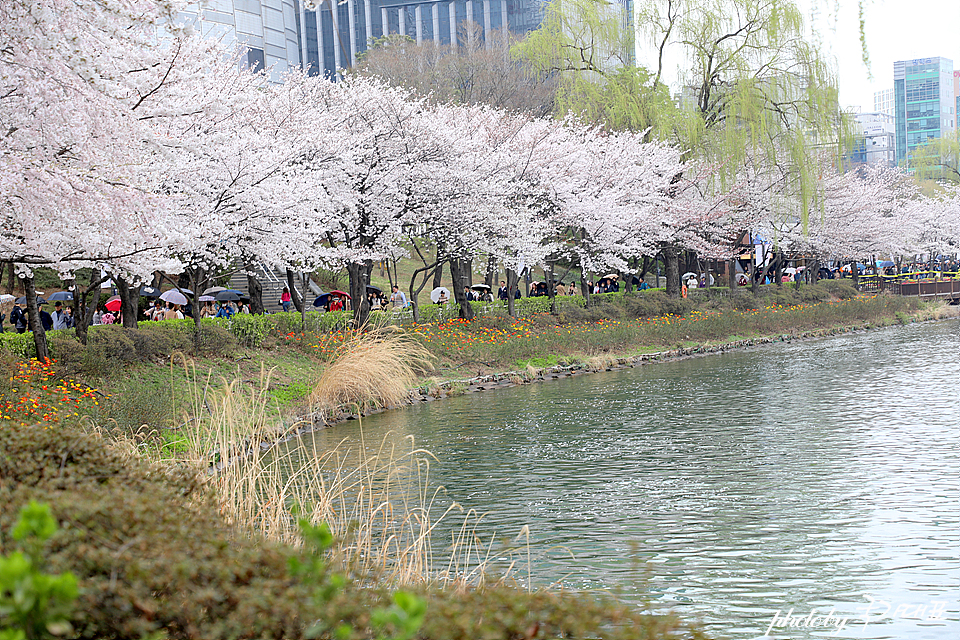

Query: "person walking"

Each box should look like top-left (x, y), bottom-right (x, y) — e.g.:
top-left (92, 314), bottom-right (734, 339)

top-left (280, 287), bottom-right (292, 312)
top-left (390, 285), bottom-right (408, 308)
top-left (10, 302), bottom-right (27, 334)
top-left (52, 302), bottom-right (69, 330)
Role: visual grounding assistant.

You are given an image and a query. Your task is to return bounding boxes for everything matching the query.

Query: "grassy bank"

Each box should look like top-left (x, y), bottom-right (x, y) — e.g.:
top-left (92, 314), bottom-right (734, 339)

top-left (0, 283), bottom-right (950, 439)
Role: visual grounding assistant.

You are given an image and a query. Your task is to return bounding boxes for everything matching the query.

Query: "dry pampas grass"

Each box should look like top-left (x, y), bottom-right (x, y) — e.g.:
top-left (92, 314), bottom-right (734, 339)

top-left (311, 328), bottom-right (435, 418)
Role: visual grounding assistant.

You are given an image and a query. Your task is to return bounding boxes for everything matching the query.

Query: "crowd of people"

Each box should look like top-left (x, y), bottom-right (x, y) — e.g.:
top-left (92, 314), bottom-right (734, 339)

top-left (2, 300), bottom-right (78, 334)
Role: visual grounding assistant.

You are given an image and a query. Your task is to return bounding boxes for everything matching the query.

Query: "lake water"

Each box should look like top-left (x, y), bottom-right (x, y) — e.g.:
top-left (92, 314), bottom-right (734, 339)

top-left (284, 319), bottom-right (960, 639)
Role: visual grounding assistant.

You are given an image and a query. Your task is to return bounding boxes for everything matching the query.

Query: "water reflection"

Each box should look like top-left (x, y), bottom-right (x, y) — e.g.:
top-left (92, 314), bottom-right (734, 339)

top-left (286, 320), bottom-right (960, 639)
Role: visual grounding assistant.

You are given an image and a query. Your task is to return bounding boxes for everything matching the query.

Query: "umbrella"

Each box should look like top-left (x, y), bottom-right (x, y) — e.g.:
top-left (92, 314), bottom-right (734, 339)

top-left (104, 296), bottom-right (122, 312)
top-left (215, 290), bottom-right (241, 302)
top-left (313, 294), bottom-right (330, 308)
top-left (876, 260), bottom-right (895, 268)
top-left (328, 290), bottom-right (351, 299)
top-left (470, 284), bottom-right (491, 290)
top-left (139, 286), bottom-right (161, 298)
top-left (602, 273), bottom-right (619, 279)
top-left (159, 289), bottom-right (188, 306)
top-left (783, 267), bottom-right (797, 275)
top-left (15, 296), bottom-right (48, 305)
top-left (365, 285), bottom-right (382, 294)
top-left (430, 287), bottom-right (450, 303)
top-left (203, 286), bottom-right (226, 295)
top-left (0, 294), bottom-right (14, 304)
top-left (681, 272), bottom-right (697, 280)
top-left (46, 291), bottom-right (74, 302)
top-left (198, 295), bottom-right (216, 302)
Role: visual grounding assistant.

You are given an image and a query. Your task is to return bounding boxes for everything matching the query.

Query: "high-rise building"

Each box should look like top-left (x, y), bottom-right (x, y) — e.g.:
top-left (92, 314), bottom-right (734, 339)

top-left (850, 112), bottom-right (896, 168)
top-left (178, 1), bottom-right (303, 83)
top-left (893, 56), bottom-right (955, 166)
top-left (954, 70), bottom-right (960, 131)
top-left (300, 0), bottom-right (552, 78)
top-left (873, 88), bottom-right (895, 116)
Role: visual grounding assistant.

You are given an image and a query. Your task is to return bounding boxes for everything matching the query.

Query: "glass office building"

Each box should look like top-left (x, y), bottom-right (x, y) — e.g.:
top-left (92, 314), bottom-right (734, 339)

top-left (178, 1), bottom-right (303, 82)
top-left (299, 0), bottom-right (545, 79)
top-left (893, 56), bottom-right (955, 166)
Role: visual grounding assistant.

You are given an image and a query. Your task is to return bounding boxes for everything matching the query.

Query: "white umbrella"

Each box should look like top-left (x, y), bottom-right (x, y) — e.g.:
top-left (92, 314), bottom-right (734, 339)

top-left (783, 267), bottom-right (797, 275)
top-left (681, 272), bottom-right (697, 280)
top-left (203, 286), bottom-right (227, 295)
top-left (0, 294), bottom-right (15, 304)
top-left (430, 287), bottom-right (450, 303)
top-left (160, 289), bottom-right (188, 306)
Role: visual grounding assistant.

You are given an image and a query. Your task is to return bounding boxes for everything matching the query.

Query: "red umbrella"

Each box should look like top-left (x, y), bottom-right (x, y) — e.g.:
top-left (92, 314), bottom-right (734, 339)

top-left (104, 295), bottom-right (122, 312)
top-left (329, 290), bottom-right (351, 299)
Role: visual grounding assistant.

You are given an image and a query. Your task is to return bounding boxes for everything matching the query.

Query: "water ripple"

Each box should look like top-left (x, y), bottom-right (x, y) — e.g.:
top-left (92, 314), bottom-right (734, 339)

top-left (294, 320), bottom-right (960, 639)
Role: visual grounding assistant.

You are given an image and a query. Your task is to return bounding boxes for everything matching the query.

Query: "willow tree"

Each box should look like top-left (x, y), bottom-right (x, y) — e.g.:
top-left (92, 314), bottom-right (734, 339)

top-left (908, 137), bottom-right (960, 185)
top-left (515, 0), bottom-right (852, 296)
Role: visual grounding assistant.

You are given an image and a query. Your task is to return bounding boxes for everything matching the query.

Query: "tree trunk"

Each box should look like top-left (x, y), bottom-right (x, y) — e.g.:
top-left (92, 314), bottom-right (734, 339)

top-left (300, 273), bottom-right (309, 331)
top-left (579, 272), bottom-right (592, 307)
top-left (247, 269), bottom-right (264, 314)
top-left (506, 268), bottom-right (518, 317)
top-left (775, 251), bottom-right (784, 287)
top-left (663, 247), bottom-right (680, 298)
top-left (23, 276), bottom-right (50, 361)
top-left (727, 258), bottom-right (737, 292)
top-left (449, 258), bottom-right (474, 321)
top-left (115, 275), bottom-right (140, 329)
top-left (623, 258), bottom-right (636, 293)
top-left (545, 261), bottom-right (557, 314)
top-left (5, 262), bottom-right (14, 293)
top-left (850, 259), bottom-right (860, 289)
top-left (484, 256), bottom-right (497, 288)
top-left (286, 269), bottom-right (303, 313)
top-left (347, 260), bottom-right (373, 328)
top-left (432, 243), bottom-right (445, 289)
top-left (75, 270), bottom-right (105, 346)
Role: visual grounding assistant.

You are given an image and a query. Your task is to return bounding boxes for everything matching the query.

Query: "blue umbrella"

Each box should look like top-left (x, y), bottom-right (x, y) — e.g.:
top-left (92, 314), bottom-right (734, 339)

top-left (312, 293), bottom-right (330, 308)
top-left (876, 260), bottom-right (895, 268)
top-left (16, 296), bottom-right (47, 305)
top-left (46, 291), bottom-right (74, 302)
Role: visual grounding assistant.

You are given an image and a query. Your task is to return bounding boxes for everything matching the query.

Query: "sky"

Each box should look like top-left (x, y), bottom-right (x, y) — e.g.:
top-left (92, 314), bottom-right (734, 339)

top-left (800, 0), bottom-right (960, 110)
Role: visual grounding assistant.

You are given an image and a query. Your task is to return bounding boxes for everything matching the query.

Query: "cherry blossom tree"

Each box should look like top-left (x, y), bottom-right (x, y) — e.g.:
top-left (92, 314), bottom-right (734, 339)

top-left (0, 0), bottom-right (233, 354)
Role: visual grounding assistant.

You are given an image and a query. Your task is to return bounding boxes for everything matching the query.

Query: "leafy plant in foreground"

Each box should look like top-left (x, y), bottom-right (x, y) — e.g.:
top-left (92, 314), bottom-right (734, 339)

top-left (0, 501), bottom-right (78, 640)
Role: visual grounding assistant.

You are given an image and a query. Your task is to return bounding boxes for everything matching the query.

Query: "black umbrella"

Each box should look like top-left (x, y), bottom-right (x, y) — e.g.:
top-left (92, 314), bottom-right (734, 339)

top-left (366, 285), bottom-right (382, 294)
top-left (470, 284), bottom-right (491, 291)
top-left (215, 290), bottom-right (242, 302)
top-left (16, 296), bottom-right (47, 305)
top-left (47, 291), bottom-right (74, 302)
top-left (139, 286), bottom-right (161, 298)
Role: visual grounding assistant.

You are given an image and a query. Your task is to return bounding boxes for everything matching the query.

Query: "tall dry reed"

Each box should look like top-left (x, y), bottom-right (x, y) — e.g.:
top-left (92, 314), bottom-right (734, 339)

top-left (166, 338), bottom-right (523, 588)
top-left (310, 328), bottom-right (435, 419)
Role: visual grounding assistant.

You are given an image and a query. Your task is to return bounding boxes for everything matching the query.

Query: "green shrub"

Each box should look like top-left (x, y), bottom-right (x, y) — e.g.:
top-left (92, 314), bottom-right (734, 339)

top-left (818, 279), bottom-right (859, 299)
top-left (0, 332), bottom-right (36, 359)
top-left (0, 426), bottom-right (330, 640)
top-left (191, 323), bottom-right (237, 356)
top-left (228, 313), bottom-right (272, 347)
